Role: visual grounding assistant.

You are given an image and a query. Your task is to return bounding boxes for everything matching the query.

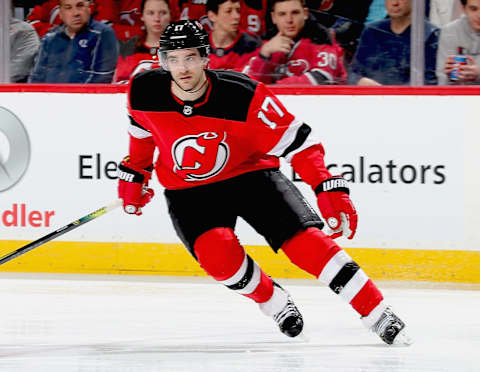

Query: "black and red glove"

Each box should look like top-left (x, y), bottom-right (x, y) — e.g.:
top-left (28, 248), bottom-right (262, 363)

top-left (315, 176), bottom-right (357, 239)
top-left (117, 157), bottom-right (154, 215)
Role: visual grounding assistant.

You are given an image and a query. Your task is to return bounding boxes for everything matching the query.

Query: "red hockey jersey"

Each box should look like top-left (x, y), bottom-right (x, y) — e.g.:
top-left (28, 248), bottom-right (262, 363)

top-left (247, 38), bottom-right (347, 85)
top-left (127, 69), bottom-right (319, 190)
top-left (26, 0), bottom-right (61, 37)
top-left (208, 31), bottom-right (261, 72)
top-left (108, 0), bottom-right (143, 41)
top-left (239, 0), bottom-right (268, 37)
top-left (114, 42), bottom-right (161, 83)
top-left (94, 0), bottom-right (179, 41)
top-left (175, 0), bottom-right (267, 37)
top-left (27, 0), bottom-right (113, 37)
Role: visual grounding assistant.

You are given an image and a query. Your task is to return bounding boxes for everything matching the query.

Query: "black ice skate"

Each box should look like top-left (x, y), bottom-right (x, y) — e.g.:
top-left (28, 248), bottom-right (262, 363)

top-left (259, 283), bottom-right (304, 337)
top-left (362, 303), bottom-right (412, 345)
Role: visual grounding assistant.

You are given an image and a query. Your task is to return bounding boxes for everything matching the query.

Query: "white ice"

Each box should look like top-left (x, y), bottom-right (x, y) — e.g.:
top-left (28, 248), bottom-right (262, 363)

top-left (0, 273), bottom-right (479, 372)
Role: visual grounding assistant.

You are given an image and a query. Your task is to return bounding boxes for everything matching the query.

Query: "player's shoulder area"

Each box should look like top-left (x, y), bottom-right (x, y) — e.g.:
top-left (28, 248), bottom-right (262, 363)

top-left (129, 69), bottom-right (169, 96)
top-left (208, 69), bottom-right (259, 95)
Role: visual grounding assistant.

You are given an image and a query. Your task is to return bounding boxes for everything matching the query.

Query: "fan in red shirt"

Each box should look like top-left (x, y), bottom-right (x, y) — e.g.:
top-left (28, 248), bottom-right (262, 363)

top-left (114, 0), bottom-right (171, 83)
top-left (206, 0), bottom-right (261, 72)
top-left (175, 0), bottom-right (268, 37)
top-left (247, 0), bottom-right (347, 85)
top-left (238, 0), bottom-right (268, 36)
top-left (117, 20), bottom-right (412, 346)
top-left (105, 0), bottom-right (144, 41)
top-left (27, 0), bottom-right (115, 37)
top-left (93, 0), bottom-right (178, 41)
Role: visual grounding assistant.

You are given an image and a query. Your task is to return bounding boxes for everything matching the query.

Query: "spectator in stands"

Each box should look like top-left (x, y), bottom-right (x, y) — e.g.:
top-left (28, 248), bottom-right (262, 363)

top-left (114, 0), bottom-right (171, 83)
top-left (366, 0), bottom-right (433, 26)
top-left (430, 0), bottom-right (463, 28)
top-left (436, 0), bottom-right (480, 85)
top-left (29, 0), bottom-right (119, 83)
top-left (27, 0), bottom-right (114, 37)
top-left (247, 0), bottom-right (347, 85)
top-left (348, 0), bottom-right (439, 86)
top-left (206, 0), bottom-right (261, 71)
top-left (100, 0), bottom-right (177, 41)
top-left (10, 6), bottom-right (40, 82)
top-left (176, 0), bottom-right (268, 37)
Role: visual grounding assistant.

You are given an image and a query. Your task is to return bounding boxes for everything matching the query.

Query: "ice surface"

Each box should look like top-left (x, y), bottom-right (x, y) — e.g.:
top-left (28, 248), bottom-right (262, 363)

top-left (0, 273), bottom-right (478, 372)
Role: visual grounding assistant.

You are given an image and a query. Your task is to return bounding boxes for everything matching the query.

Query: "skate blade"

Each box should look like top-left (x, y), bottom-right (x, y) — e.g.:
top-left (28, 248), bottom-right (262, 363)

top-left (392, 328), bottom-right (413, 346)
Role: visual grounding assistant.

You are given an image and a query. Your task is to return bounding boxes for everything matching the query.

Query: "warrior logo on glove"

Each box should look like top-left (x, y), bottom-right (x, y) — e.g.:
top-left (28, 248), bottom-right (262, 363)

top-left (117, 157), bottom-right (155, 216)
top-left (315, 176), bottom-right (358, 239)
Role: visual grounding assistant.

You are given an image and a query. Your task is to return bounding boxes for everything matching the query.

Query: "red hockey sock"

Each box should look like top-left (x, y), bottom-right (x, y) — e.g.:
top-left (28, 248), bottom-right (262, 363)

top-left (281, 227), bottom-right (341, 278)
top-left (194, 227), bottom-right (273, 303)
top-left (281, 227), bottom-right (383, 316)
top-left (349, 279), bottom-right (384, 316)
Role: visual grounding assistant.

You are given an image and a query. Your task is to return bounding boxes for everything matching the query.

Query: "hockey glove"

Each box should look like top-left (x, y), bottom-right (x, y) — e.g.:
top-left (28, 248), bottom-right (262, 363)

top-left (315, 176), bottom-right (357, 239)
top-left (117, 157), bottom-right (154, 216)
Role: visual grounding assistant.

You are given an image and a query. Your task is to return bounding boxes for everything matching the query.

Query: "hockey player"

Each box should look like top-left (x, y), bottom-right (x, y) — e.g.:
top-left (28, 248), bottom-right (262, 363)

top-left (117, 19), bottom-right (412, 345)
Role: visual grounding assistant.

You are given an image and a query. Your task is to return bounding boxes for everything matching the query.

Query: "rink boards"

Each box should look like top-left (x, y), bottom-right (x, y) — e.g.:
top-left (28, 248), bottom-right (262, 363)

top-left (1, 85), bottom-right (479, 283)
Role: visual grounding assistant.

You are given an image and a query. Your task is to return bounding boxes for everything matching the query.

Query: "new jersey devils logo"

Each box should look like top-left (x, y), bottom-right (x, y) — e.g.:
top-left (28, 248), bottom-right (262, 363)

top-left (286, 59), bottom-right (310, 76)
top-left (172, 132), bottom-right (230, 181)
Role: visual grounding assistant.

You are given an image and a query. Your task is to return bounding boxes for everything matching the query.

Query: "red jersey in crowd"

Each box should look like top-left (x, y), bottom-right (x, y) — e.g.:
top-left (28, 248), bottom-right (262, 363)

top-left (106, 0), bottom-right (143, 41)
top-left (239, 0), bottom-right (268, 37)
top-left (26, 0), bottom-right (61, 37)
top-left (247, 40), bottom-right (346, 85)
top-left (27, 0), bottom-right (114, 37)
top-left (208, 31), bottom-right (261, 72)
top-left (103, 0), bottom-right (180, 41)
top-left (175, 0), bottom-right (267, 37)
top-left (114, 36), bottom-right (162, 83)
top-left (247, 20), bottom-right (347, 85)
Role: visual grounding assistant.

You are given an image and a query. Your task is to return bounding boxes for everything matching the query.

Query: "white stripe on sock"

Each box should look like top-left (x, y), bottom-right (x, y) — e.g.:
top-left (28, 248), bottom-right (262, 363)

top-left (237, 262), bottom-right (261, 295)
top-left (219, 253), bottom-right (248, 286)
top-left (339, 269), bottom-right (369, 303)
top-left (318, 250), bottom-right (352, 285)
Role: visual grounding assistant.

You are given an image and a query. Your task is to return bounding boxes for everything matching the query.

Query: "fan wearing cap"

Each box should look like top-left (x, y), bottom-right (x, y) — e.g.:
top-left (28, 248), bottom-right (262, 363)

top-left (115, 20), bottom-right (412, 346)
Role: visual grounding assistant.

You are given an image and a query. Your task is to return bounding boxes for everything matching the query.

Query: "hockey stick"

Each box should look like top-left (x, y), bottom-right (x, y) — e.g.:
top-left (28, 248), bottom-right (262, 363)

top-left (0, 199), bottom-right (123, 266)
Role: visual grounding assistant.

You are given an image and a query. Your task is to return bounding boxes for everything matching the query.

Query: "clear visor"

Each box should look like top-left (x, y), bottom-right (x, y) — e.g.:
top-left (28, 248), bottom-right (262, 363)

top-left (159, 48), bottom-right (209, 71)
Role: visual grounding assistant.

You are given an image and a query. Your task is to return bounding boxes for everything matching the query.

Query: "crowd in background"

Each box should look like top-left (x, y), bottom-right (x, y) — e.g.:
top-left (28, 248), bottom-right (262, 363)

top-left (7, 0), bottom-right (480, 85)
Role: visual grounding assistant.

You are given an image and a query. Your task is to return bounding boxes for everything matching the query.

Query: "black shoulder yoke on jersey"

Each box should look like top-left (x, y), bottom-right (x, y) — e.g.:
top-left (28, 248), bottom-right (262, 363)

top-left (211, 32), bottom-right (262, 56)
top-left (243, 0), bottom-right (262, 10)
top-left (129, 68), bottom-right (258, 122)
